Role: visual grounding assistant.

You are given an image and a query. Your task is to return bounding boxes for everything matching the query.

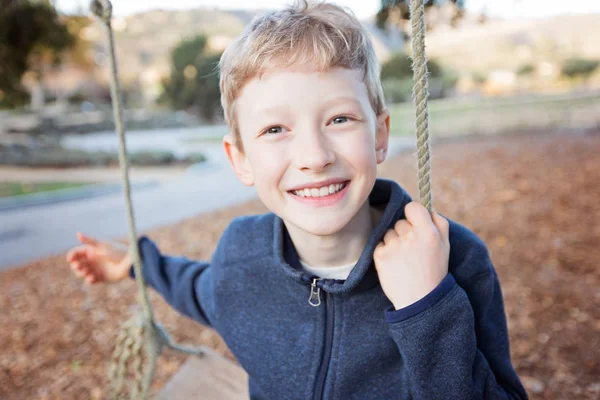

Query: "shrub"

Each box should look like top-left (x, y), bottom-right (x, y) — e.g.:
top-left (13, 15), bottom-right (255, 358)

top-left (382, 78), bottom-right (414, 104)
top-left (472, 71), bottom-right (488, 85)
top-left (381, 53), bottom-right (444, 80)
top-left (0, 144), bottom-right (206, 168)
top-left (561, 58), bottom-right (599, 80)
top-left (161, 35), bottom-right (222, 121)
top-left (517, 64), bottom-right (535, 76)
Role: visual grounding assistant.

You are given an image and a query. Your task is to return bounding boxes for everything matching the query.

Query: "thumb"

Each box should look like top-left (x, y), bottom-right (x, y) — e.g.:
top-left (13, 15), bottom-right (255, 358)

top-left (77, 232), bottom-right (99, 247)
top-left (431, 212), bottom-right (450, 246)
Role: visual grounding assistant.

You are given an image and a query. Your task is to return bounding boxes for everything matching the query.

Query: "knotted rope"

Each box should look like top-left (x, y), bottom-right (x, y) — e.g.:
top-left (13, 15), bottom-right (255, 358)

top-left (409, 0), bottom-right (433, 211)
top-left (90, 1), bottom-right (203, 399)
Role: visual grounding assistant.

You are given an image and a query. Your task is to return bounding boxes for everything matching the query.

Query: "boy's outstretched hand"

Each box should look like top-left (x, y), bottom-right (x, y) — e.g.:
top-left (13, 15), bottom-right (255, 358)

top-left (66, 232), bottom-right (132, 285)
top-left (374, 202), bottom-right (450, 310)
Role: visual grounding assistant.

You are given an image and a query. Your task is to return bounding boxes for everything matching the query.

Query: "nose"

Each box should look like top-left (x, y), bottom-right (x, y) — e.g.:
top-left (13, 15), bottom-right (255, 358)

top-left (292, 126), bottom-right (335, 172)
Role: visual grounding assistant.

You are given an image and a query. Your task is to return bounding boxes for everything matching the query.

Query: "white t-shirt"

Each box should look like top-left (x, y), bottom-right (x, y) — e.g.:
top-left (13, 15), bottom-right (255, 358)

top-left (299, 260), bottom-right (356, 280)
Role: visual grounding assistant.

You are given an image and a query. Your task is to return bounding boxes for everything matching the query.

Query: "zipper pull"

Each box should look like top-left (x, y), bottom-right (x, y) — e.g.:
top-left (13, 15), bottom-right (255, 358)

top-left (309, 278), bottom-right (321, 307)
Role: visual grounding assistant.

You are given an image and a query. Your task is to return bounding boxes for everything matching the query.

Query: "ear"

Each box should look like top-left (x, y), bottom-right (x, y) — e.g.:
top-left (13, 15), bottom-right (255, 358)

top-left (223, 134), bottom-right (255, 186)
top-left (375, 109), bottom-right (390, 164)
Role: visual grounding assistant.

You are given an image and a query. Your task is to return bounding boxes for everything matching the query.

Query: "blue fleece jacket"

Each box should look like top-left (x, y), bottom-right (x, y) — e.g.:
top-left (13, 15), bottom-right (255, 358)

top-left (133, 179), bottom-right (527, 399)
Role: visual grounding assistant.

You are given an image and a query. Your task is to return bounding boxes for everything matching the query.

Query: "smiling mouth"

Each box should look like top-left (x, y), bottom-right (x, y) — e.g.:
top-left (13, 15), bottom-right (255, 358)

top-left (289, 181), bottom-right (349, 198)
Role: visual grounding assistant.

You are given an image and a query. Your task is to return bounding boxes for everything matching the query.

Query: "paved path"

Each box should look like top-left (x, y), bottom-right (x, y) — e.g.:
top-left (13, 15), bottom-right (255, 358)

top-left (0, 163), bottom-right (255, 270)
top-left (0, 137), bottom-right (414, 270)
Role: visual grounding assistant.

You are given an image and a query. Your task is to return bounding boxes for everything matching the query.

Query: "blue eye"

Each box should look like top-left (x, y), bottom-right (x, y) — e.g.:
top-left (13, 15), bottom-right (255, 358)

top-left (264, 126), bottom-right (283, 135)
top-left (332, 116), bottom-right (350, 124)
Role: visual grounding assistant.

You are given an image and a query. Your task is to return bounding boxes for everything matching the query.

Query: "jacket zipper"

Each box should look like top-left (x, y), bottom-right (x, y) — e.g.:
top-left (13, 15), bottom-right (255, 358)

top-left (309, 278), bottom-right (335, 400)
top-left (309, 278), bottom-right (322, 306)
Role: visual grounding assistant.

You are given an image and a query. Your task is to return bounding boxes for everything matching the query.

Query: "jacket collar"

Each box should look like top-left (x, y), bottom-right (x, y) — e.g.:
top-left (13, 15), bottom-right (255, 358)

top-left (272, 178), bottom-right (411, 294)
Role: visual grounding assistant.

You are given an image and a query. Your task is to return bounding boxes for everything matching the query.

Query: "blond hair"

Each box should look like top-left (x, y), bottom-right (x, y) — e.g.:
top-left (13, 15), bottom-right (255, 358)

top-left (218, 0), bottom-right (386, 147)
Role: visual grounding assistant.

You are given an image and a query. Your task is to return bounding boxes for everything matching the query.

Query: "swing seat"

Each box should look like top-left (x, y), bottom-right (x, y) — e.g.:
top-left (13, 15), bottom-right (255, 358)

top-left (157, 346), bottom-right (249, 400)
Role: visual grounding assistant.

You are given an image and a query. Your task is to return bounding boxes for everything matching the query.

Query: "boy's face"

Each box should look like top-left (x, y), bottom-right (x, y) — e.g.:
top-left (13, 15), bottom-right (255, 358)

top-left (224, 66), bottom-right (390, 236)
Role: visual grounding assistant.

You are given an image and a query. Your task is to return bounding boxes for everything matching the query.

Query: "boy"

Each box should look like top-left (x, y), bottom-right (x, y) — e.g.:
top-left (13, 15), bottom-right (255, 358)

top-left (67, 1), bottom-right (527, 398)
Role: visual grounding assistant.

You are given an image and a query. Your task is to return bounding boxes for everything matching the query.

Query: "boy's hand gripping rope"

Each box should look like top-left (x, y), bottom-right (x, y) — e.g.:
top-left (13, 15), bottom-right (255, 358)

top-left (90, 1), bottom-right (204, 399)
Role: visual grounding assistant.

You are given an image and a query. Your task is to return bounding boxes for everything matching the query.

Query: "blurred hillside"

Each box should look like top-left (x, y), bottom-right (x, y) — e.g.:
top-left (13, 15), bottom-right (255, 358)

top-left (91, 8), bottom-right (253, 82)
top-left (71, 8), bottom-right (599, 94)
top-left (79, 7), bottom-right (404, 86)
top-left (16, 5), bottom-right (596, 112)
top-left (426, 13), bottom-right (600, 72)
top-left (48, 6), bottom-right (404, 100)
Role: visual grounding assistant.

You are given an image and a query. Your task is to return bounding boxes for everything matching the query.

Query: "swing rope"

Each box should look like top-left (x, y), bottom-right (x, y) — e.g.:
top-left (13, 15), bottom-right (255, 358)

top-left (90, 0), bottom-right (433, 398)
top-left (409, 0), bottom-right (433, 212)
top-left (90, 1), bottom-right (204, 399)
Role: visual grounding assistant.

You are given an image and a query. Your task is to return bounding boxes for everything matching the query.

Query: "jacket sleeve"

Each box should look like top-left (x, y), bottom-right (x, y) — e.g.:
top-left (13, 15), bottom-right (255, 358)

top-left (384, 244), bottom-right (528, 399)
top-left (129, 236), bottom-right (215, 327)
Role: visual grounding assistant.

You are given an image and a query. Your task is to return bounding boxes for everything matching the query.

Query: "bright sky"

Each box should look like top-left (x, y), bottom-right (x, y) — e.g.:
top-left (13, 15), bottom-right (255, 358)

top-left (56, 0), bottom-right (600, 20)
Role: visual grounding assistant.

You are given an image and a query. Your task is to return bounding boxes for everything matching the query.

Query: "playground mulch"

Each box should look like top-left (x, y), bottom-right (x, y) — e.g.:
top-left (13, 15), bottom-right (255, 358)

top-left (1, 131), bottom-right (598, 400)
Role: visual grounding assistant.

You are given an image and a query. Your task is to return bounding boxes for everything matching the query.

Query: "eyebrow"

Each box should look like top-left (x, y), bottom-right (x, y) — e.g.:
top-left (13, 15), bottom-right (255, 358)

top-left (253, 105), bottom-right (289, 119)
top-left (253, 96), bottom-right (364, 118)
top-left (321, 96), bottom-right (364, 109)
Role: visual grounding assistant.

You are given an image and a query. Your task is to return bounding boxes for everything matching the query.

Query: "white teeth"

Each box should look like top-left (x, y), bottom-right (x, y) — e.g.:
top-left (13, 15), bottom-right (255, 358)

top-left (292, 182), bottom-right (347, 198)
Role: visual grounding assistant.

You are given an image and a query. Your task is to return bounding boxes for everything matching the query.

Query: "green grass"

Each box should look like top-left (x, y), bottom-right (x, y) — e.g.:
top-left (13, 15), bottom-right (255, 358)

top-left (0, 182), bottom-right (93, 198)
top-left (389, 91), bottom-right (600, 137)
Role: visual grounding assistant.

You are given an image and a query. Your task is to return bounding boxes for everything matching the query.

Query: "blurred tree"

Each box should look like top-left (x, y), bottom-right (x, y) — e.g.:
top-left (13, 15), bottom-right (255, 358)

top-left (381, 52), bottom-right (443, 80)
top-left (382, 78), bottom-right (414, 103)
top-left (61, 15), bottom-right (94, 71)
top-left (472, 71), bottom-right (487, 85)
top-left (193, 53), bottom-right (223, 121)
top-left (377, 0), bottom-right (467, 33)
top-left (0, 0), bottom-right (75, 108)
top-left (561, 58), bottom-right (599, 83)
top-left (381, 52), bottom-right (456, 102)
top-left (170, 36), bottom-right (208, 78)
top-left (160, 35), bottom-right (222, 121)
top-left (517, 64), bottom-right (535, 77)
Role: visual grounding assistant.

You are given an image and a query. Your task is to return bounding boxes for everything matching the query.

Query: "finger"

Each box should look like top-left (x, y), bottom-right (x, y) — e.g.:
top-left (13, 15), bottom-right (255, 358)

top-left (88, 271), bottom-right (102, 284)
top-left (77, 232), bottom-right (99, 247)
top-left (393, 219), bottom-right (412, 237)
top-left (382, 228), bottom-right (398, 245)
top-left (404, 202), bottom-right (436, 231)
top-left (85, 246), bottom-right (98, 259)
top-left (71, 261), bottom-right (87, 278)
top-left (66, 245), bottom-right (87, 262)
top-left (71, 260), bottom-right (83, 270)
top-left (431, 212), bottom-right (450, 245)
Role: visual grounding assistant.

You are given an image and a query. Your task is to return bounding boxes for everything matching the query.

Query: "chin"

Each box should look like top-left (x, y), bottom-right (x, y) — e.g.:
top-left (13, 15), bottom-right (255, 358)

top-left (287, 213), bottom-right (353, 237)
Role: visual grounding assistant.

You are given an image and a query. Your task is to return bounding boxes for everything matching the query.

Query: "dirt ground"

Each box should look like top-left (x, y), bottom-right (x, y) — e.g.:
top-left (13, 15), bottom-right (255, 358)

top-left (1, 131), bottom-right (598, 400)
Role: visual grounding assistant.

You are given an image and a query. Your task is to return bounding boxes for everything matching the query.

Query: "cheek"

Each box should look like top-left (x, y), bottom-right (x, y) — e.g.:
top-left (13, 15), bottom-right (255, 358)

top-left (335, 129), bottom-right (378, 166)
top-left (247, 144), bottom-right (288, 188)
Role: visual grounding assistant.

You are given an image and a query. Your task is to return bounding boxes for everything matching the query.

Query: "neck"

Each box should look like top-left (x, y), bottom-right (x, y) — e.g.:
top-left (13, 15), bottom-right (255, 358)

top-left (284, 201), bottom-right (381, 267)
